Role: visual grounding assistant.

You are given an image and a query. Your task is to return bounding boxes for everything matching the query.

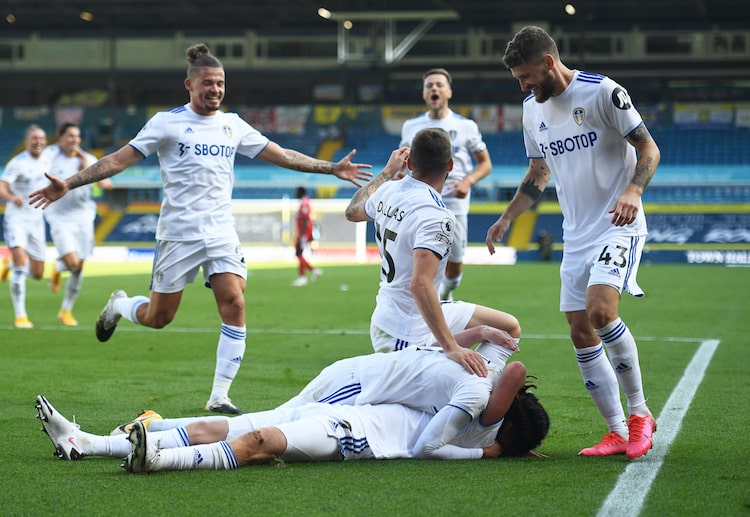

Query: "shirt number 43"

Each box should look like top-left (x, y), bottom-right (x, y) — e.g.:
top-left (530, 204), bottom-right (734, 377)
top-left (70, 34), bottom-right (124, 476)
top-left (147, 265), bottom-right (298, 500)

top-left (598, 244), bottom-right (628, 268)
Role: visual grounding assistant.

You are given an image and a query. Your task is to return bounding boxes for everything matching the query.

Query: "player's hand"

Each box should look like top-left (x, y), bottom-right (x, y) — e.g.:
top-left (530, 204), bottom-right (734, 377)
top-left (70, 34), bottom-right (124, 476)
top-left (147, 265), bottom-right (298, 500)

top-left (452, 178), bottom-right (472, 199)
top-left (485, 217), bottom-right (510, 255)
top-left (482, 441), bottom-right (503, 458)
top-left (479, 326), bottom-right (518, 351)
top-left (609, 190), bottom-right (640, 226)
top-left (446, 347), bottom-right (488, 377)
top-left (332, 149), bottom-right (373, 187)
top-left (382, 147), bottom-right (409, 179)
top-left (28, 173), bottom-right (68, 209)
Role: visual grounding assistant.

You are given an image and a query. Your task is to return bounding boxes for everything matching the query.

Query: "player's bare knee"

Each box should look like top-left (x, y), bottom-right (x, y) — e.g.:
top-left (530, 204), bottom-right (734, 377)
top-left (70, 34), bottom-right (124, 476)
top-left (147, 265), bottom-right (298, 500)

top-left (586, 306), bottom-right (617, 329)
top-left (507, 315), bottom-right (522, 338)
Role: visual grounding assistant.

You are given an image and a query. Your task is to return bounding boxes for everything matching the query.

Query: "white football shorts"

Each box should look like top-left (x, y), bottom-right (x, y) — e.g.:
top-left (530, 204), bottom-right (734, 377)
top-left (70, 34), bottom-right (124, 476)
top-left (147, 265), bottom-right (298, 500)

top-left (3, 217), bottom-right (47, 261)
top-left (370, 300), bottom-right (476, 353)
top-left (559, 233), bottom-right (646, 312)
top-left (48, 220), bottom-right (94, 260)
top-left (150, 236), bottom-right (247, 294)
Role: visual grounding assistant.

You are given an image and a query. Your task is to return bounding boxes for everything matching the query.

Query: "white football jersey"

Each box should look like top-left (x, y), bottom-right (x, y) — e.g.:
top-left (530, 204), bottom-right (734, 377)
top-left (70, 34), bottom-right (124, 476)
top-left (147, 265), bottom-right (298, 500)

top-left (364, 175), bottom-right (456, 342)
top-left (282, 346), bottom-right (502, 420)
top-left (43, 145), bottom-right (99, 224)
top-left (0, 149), bottom-right (51, 223)
top-left (522, 70), bottom-right (648, 252)
top-left (400, 110), bottom-right (487, 215)
top-left (128, 104), bottom-right (269, 241)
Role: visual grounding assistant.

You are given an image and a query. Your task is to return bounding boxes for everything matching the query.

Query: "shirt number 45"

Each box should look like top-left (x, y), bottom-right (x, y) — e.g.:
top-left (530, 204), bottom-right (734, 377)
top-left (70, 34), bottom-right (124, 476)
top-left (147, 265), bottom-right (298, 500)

top-left (375, 222), bottom-right (397, 283)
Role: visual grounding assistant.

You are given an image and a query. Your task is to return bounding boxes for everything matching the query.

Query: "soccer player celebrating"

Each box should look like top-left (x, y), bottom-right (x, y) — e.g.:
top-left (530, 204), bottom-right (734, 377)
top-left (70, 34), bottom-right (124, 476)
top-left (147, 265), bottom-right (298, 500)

top-left (346, 128), bottom-right (520, 376)
top-left (0, 125), bottom-right (52, 328)
top-left (400, 68), bottom-right (492, 301)
top-left (485, 26), bottom-right (660, 459)
top-left (44, 123), bottom-right (113, 327)
top-left (29, 43), bottom-right (371, 415)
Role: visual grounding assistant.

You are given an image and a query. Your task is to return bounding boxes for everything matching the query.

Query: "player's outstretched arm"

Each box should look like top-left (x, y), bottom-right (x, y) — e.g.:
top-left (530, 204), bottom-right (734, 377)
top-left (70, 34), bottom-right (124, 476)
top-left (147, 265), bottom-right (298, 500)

top-left (29, 145), bottom-right (143, 209)
top-left (257, 142), bottom-right (372, 187)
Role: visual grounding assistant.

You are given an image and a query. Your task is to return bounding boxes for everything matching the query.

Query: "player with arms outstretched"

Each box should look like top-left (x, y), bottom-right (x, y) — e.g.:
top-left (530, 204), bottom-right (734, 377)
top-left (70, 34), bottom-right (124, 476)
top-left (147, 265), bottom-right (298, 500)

top-left (30, 43), bottom-right (371, 415)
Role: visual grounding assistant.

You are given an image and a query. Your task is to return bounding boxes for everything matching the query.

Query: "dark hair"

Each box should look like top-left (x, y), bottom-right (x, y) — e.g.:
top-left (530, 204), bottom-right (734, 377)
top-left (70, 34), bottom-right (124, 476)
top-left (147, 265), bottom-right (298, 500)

top-left (56, 122), bottom-right (80, 137)
top-left (423, 68), bottom-right (452, 86)
top-left (409, 127), bottom-right (452, 178)
top-left (186, 43), bottom-right (223, 76)
top-left (295, 186), bottom-right (307, 199)
top-left (503, 26), bottom-right (559, 69)
top-left (498, 379), bottom-right (550, 456)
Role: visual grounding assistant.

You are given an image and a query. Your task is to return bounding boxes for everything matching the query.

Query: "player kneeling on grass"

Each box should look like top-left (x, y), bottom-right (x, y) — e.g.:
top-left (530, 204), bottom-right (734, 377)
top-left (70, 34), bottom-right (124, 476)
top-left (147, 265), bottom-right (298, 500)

top-left (35, 363), bottom-right (549, 470)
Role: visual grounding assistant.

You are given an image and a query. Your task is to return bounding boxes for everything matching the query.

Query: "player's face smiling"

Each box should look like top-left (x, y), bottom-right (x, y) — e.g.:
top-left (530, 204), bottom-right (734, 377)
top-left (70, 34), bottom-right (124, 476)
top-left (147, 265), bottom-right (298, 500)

top-left (58, 127), bottom-right (82, 156)
top-left (422, 74), bottom-right (452, 115)
top-left (187, 67), bottom-right (225, 116)
top-left (26, 130), bottom-right (47, 158)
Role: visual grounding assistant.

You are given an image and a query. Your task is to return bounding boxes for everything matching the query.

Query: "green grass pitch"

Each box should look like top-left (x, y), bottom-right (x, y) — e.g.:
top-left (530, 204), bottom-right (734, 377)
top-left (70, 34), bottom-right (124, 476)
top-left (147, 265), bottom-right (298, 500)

top-left (0, 260), bottom-right (747, 516)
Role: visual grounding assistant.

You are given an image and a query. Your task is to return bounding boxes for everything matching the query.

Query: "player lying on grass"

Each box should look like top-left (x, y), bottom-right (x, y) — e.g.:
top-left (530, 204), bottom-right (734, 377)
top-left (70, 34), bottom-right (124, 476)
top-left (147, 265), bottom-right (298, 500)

top-left (35, 361), bottom-right (548, 472)
top-left (36, 326), bottom-right (549, 466)
top-left (37, 324), bottom-right (520, 458)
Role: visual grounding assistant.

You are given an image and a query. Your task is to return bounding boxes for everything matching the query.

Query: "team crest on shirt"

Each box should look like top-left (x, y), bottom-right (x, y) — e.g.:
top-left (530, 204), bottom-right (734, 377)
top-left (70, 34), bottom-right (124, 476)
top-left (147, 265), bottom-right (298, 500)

top-left (222, 125), bottom-right (232, 138)
top-left (449, 129), bottom-right (457, 140)
top-left (573, 107), bottom-right (585, 126)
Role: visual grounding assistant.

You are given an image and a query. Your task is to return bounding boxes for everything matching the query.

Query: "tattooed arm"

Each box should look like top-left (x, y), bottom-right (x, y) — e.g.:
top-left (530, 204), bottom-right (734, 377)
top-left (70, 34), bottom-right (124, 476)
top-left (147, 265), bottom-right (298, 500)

top-left (486, 158), bottom-right (551, 254)
top-left (345, 147), bottom-right (409, 222)
top-left (625, 122), bottom-right (660, 192)
top-left (257, 141), bottom-right (372, 187)
top-left (609, 123), bottom-right (661, 226)
top-left (29, 145), bottom-right (143, 209)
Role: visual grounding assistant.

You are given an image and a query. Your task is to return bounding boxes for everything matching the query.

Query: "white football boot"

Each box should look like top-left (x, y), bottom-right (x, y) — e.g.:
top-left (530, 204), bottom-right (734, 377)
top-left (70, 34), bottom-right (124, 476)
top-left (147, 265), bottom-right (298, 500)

top-left (35, 395), bottom-right (84, 460)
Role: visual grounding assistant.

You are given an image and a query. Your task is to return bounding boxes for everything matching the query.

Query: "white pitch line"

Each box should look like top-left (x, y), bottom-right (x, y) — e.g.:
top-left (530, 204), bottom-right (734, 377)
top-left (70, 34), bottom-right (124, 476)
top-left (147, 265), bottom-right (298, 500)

top-left (596, 339), bottom-right (720, 517)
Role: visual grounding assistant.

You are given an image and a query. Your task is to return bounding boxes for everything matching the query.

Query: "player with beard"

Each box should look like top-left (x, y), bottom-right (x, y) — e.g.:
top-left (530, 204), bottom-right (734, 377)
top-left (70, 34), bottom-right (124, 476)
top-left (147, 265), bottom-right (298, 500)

top-left (486, 26), bottom-right (661, 460)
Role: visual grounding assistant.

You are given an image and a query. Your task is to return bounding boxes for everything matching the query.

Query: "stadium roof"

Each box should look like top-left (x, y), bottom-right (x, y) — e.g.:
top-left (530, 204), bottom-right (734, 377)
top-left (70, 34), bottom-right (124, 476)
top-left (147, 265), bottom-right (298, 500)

top-left (3, 0), bottom-right (750, 33)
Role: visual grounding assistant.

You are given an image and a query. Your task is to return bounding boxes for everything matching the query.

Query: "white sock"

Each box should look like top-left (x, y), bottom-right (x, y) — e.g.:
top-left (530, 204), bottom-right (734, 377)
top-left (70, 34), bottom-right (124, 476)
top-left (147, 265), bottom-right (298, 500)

top-left (148, 428), bottom-right (192, 449)
top-left (597, 318), bottom-right (649, 417)
top-left (475, 338), bottom-right (518, 369)
top-left (575, 344), bottom-right (628, 438)
top-left (10, 267), bottom-right (27, 317)
top-left (157, 441), bottom-right (239, 470)
top-left (209, 324), bottom-right (246, 402)
top-left (115, 295), bottom-right (149, 325)
top-left (77, 430), bottom-right (131, 458)
top-left (61, 269), bottom-right (82, 311)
